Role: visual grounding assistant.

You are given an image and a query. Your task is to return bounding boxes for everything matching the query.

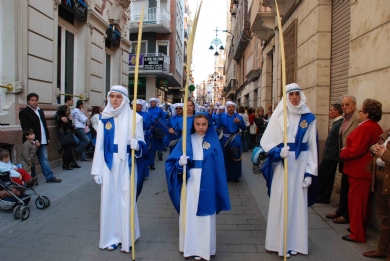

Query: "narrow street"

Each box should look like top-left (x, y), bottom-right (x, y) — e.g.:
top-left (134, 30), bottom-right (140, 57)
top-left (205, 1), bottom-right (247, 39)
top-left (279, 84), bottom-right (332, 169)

top-left (0, 150), bottom-right (381, 261)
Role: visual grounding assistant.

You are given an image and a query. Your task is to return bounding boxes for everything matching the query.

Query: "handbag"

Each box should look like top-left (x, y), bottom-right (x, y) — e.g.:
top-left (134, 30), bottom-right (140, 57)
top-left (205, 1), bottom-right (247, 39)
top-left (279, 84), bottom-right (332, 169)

top-left (249, 124), bottom-right (257, 135)
top-left (59, 129), bottom-right (74, 146)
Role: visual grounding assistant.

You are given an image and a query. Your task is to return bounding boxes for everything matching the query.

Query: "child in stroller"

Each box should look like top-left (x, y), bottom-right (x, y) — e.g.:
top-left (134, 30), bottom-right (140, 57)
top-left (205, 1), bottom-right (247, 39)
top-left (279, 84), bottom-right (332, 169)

top-left (251, 146), bottom-right (268, 174)
top-left (0, 149), bottom-right (37, 188)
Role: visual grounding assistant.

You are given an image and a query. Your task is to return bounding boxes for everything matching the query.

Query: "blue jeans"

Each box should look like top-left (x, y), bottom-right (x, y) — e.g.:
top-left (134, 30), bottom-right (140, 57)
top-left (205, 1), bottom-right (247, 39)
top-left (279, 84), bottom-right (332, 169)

top-left (37, 144), bottom-right (55, 181)
top-left (74, 128), bottom-right (90, 160)
top-left (73, 134), bottom-right (80, 146)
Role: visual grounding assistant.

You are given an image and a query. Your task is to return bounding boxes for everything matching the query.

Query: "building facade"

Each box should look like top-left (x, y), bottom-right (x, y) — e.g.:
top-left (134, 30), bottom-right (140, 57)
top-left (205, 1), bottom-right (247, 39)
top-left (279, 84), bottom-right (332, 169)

top-left (128, 0), bottom-right (185, 103)
top-left (0, 0), bottom-right (131, 167)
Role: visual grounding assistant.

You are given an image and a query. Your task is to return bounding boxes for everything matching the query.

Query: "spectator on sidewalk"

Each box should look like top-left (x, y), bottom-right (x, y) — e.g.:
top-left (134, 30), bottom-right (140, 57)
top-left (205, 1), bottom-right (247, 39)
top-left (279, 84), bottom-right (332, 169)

top-left (317, 103), bottom-right (343, 204)
top-left (339, 99), bottom-right (383, 243)
top-left (19, 93), bottom-right (62, 183)
top-left (247, 107), bottom-right (256, 149)
top-left (20, 128), bottom-right (40, 181)
top-left (166, 112), bottom-right (231, 261)
top-left (72, 100), bottom-right (91, 161)
top-left (238, 105), bottom-right (249, 152)
top-left (0, 149), bottom-right (38, 188)
top-left (326, 94), bottom-right (360, 224)
top-left (365, 127), bottom-right (390, 260)
top-left (56, 105), bottom-right (76, 170)
top-left (91, 85), bottom-right (146, 253)
top-left (260, 83), bottom-right (318, 257)
top-left (254, 106), bottom-right (267, 146)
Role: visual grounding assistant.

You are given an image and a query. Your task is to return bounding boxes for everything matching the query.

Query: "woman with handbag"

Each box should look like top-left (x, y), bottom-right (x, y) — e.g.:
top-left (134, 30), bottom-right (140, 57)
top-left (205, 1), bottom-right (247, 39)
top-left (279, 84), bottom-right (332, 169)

top-left (56, 105), bottom-right (75, 170)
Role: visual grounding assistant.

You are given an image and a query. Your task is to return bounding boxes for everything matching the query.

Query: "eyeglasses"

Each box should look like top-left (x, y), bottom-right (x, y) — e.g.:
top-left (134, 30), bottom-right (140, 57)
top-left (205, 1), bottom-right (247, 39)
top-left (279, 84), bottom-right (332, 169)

top-left (176, 108), bottom-right (183, 110)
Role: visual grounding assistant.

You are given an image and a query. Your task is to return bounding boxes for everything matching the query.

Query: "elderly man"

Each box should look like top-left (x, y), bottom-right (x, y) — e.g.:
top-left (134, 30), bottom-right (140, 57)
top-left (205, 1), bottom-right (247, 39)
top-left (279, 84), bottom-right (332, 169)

top-left (91, 86), bottom-right (146, 253)
top-left (326, 94), bottom-right (360, 224)
top-left (317, 103), bottom-right (344, 204)
top-left (261, 83), bottom-right (318, 257)
top-left (216, 101), bottom-right (247, 182)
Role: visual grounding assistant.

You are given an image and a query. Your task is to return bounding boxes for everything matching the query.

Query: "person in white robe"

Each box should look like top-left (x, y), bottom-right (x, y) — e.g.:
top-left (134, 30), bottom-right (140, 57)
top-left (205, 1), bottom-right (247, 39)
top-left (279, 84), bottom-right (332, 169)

top-left (91, 85), bottom-right (146, 253)
top-left (260, 83), bottom-right (318, 257)
top-left (166, 112), bottom-right (231, 261)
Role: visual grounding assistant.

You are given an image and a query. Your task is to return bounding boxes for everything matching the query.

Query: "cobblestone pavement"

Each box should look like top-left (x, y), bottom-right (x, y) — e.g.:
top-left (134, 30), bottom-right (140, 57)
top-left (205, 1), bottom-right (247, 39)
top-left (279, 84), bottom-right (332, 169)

top-left (0, 150), bottom-right (382, 261)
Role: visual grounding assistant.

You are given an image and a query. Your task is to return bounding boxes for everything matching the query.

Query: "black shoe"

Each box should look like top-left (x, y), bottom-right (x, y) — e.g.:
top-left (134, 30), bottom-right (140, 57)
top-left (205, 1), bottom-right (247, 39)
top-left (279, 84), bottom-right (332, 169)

top-left (62, 165), bottom-right (73, 170)
top-left (234, 179), bottom-right (240, 183)
top-left (46, 177), bottom-right (62, 183)
top-left (25, 177), bottom-right (38, 188)
top-left (342, 235), bottom-right (360, 242)
top-left (158, 157), bottom-right (163, 161)
top-left (71, 162), bottom-right (81, 168)
top-left (150, 165), bottom-right (155, 170)
top-left (80, 158), bottom-right (92, 161)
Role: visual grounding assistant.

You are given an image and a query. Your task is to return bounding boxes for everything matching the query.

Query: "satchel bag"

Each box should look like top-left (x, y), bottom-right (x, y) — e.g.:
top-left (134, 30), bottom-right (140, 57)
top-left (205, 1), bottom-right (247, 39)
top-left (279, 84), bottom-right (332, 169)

top-left (249, 124), bottom-right (257, 135)
top-left (59, 129), bottom-right (74, 146)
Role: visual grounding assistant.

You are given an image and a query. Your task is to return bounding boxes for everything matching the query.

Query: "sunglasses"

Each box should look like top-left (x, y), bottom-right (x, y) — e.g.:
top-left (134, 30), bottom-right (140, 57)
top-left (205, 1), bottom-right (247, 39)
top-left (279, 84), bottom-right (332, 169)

top-left (176, 108), bottom-right (183, 110)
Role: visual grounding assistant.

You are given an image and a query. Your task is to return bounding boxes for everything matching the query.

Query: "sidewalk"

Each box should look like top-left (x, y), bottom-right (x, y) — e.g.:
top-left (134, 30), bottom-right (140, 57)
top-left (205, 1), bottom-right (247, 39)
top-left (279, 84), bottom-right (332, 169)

top-left (0, 150), bottom-right (382, 261)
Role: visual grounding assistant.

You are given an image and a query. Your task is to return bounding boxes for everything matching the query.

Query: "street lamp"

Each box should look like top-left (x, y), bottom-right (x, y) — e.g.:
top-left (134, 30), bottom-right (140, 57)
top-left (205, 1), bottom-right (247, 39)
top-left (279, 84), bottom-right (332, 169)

top-left (209, 27), bottom-right (225, 57)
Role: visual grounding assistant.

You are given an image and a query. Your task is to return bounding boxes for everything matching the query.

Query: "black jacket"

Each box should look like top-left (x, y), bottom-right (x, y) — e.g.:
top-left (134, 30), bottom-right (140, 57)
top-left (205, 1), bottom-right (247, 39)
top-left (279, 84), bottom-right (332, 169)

top-left (323, 117), bottom-right (344, 161)
top-left (19, 106), bottom-right (50, 143)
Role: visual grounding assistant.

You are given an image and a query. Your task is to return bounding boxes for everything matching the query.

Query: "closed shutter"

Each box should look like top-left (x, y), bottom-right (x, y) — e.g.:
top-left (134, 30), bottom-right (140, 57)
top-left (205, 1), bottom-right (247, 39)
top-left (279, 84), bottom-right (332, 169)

top-left (330, 1), bottom-right (350, 192)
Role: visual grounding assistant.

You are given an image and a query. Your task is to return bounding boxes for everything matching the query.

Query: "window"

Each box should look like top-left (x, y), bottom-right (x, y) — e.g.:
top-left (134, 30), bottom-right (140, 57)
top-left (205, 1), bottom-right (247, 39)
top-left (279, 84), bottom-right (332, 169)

top-left (57, 26), bottom-right (75, 102)
top-left (131, 41), bottom-right (147, 54)
top-left (156, 41), bottom-right (169, 55)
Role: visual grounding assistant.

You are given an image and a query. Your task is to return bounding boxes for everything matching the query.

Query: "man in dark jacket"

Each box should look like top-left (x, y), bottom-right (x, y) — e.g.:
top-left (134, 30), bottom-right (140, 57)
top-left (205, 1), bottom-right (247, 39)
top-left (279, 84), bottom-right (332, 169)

top-left (317, 103), bottom-right (343, 203)
top-left (19, 93), bottom-right (61, 183)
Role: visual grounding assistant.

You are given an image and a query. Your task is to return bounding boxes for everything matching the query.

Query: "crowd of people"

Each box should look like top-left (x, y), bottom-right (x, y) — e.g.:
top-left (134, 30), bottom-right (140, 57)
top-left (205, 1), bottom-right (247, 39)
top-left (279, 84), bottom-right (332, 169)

top-left (3, 83), bottom-right (389, 261)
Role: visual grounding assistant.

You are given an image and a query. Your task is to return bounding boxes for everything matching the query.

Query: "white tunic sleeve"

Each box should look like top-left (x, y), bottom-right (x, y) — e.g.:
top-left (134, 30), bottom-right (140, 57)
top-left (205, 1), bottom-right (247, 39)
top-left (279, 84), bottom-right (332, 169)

top-left (91, 120), bottom-right (105, 176)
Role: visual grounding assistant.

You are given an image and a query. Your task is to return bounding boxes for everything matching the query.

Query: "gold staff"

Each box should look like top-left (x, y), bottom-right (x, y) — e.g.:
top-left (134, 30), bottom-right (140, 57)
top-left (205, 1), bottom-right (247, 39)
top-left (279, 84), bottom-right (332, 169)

top-left (180, 0), bottom-right (203, 252)
top-left (130, 5), bottom-right (144, 261)
top-left (274, 1), bottom-right (288, 260)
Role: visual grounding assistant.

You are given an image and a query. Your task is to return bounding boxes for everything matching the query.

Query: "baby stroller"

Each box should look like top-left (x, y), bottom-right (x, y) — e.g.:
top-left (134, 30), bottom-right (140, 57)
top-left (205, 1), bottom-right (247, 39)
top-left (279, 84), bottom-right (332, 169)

top-left (251, 146), bottom-right (268, 174)
top-left (0, 171), bottom-right (50, 221)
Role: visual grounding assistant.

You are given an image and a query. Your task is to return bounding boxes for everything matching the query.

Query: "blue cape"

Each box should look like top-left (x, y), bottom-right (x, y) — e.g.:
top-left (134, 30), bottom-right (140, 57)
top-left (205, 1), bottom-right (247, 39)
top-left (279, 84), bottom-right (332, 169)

top-left (100, 117), bottom-right (147, 200)
top-left (165, 112), bottom-right (231, 216)
top-left (261, 113), bottom-right (318, 207)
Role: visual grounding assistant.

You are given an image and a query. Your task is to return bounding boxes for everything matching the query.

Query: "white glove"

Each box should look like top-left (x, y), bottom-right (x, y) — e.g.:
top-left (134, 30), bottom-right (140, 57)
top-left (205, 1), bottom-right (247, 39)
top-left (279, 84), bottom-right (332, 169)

top-left (130, 139), bottom-right (139, 151)
top-left (302, 177), bottom-right (312, 188)
top-left (94, 175), bottom-right (102, 185)
top-left (179, 155), bottom-right (190, 166)
top-left (280, 146), bottom-right (290, 158)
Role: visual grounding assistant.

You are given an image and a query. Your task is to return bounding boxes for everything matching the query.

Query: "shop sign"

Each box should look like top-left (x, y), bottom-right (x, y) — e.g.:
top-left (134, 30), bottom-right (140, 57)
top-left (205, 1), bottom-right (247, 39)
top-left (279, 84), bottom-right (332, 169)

top-left (156, 78), bottom-right (167, 88)
top-left (129, 77), bottom-right (146, 87)
top-left (144, 56), bottom-right (164, 70)
top-left (129, 54), bottom-right (145, 68)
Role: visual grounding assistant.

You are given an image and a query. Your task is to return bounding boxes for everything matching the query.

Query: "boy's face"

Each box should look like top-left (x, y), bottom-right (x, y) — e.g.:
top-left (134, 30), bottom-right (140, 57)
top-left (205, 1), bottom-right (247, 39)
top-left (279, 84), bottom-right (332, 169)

top-left (1, 156), bottom-right (10, 163)
top-left (27, 133), bottom-right (35, 140)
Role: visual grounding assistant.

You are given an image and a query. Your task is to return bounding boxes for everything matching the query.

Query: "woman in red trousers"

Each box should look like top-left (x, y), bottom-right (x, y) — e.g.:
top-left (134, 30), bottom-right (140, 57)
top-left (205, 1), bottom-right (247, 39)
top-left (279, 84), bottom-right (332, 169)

top-left (340, 98), bottom-right (383, 243)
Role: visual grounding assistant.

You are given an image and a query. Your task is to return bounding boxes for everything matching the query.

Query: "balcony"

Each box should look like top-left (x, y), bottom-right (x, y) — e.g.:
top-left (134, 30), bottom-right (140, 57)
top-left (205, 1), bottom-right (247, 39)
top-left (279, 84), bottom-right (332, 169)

top-left (128, 53), bottom-right (182, 87)
top-left (233, 0), bottom-right (251, 62)
top-left (129, 53), bottom-right (170, 71)
top-left (130, 7), bottom-right (171, 33)
top-left (250, 2), bottom-right (274, 41)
